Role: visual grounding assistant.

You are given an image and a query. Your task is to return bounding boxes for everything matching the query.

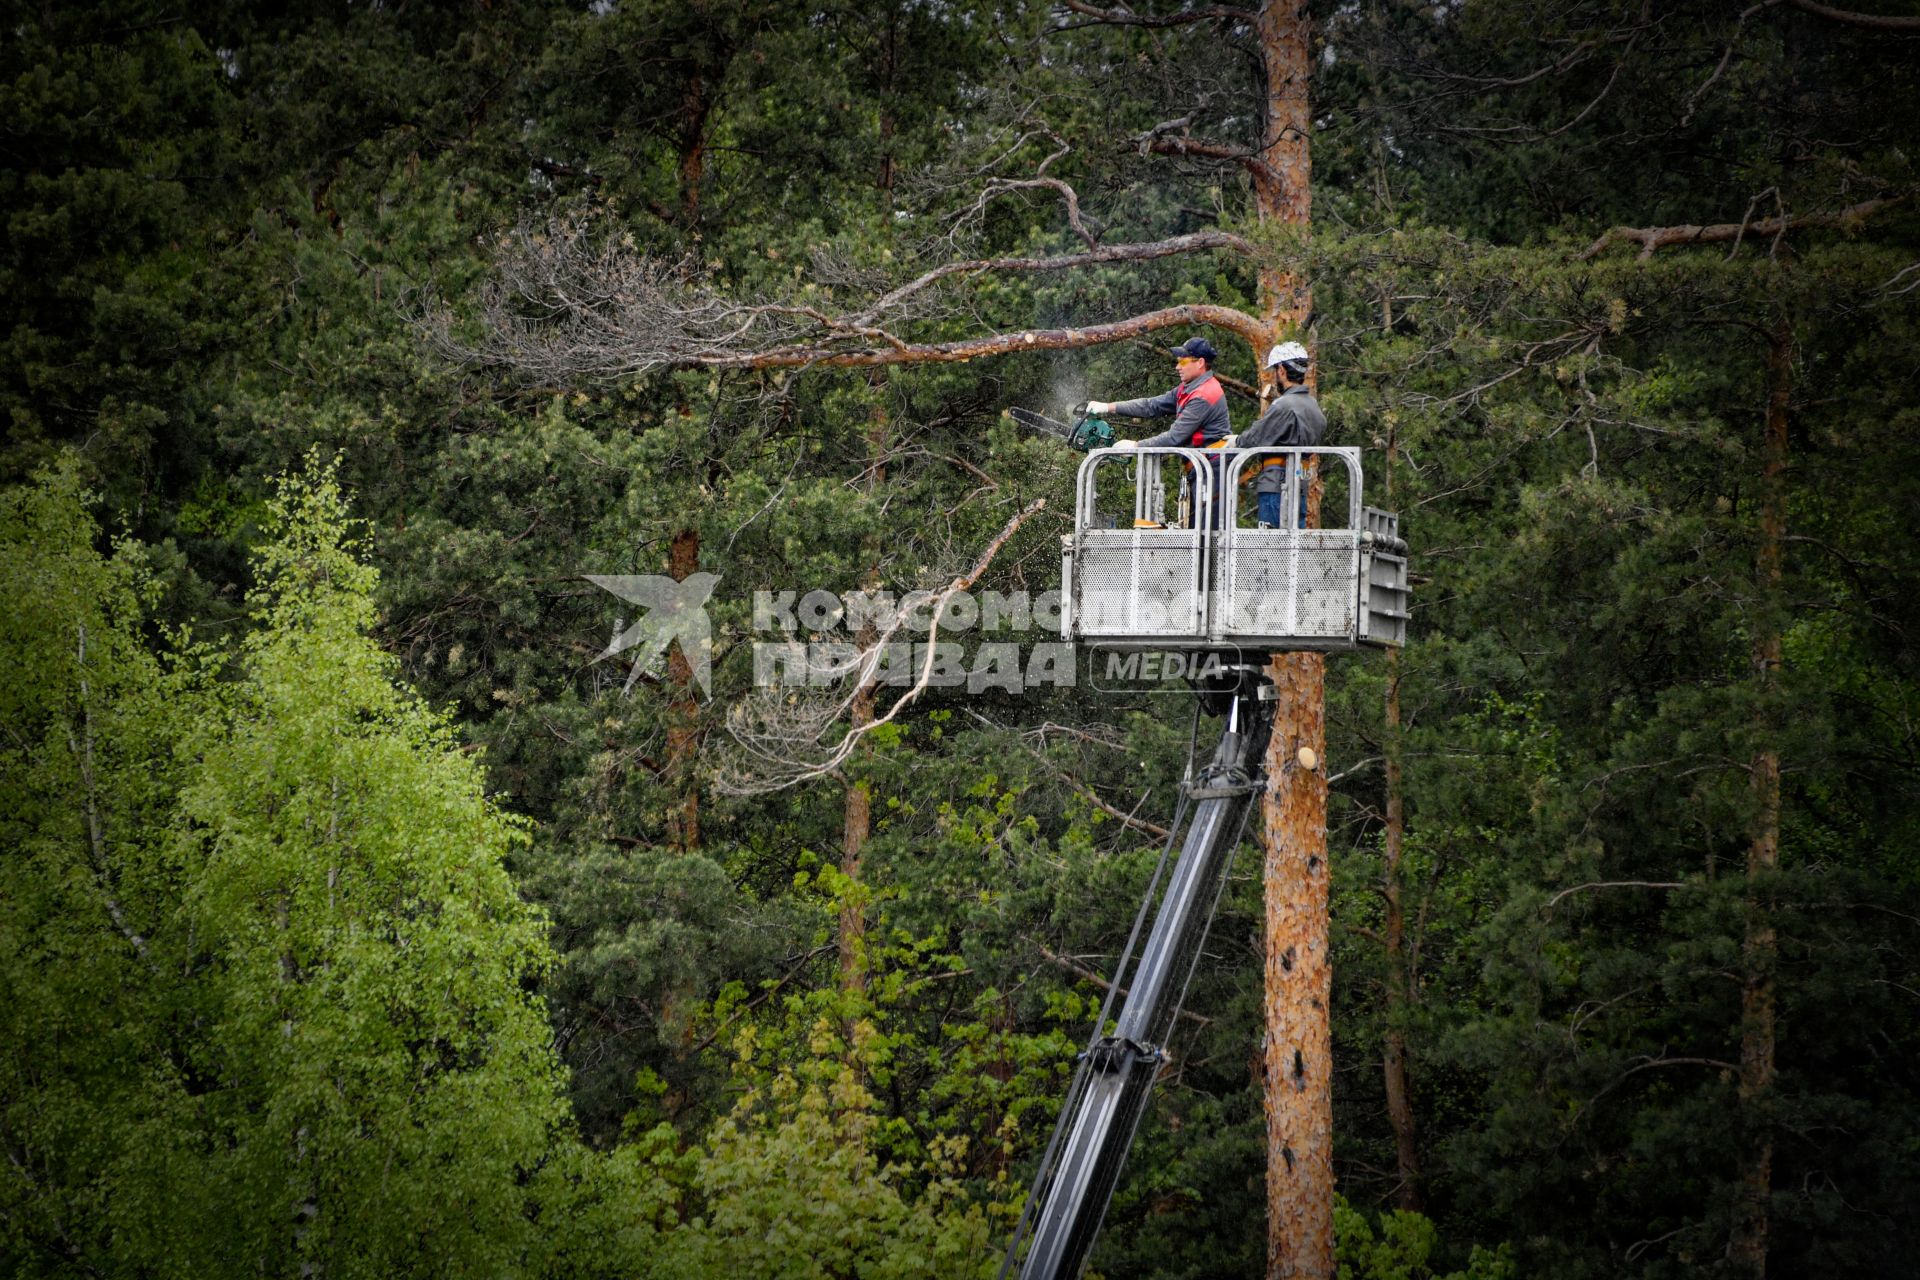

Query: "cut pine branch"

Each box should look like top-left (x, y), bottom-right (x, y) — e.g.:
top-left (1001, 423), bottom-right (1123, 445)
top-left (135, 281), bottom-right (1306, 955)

top-left (1247, 0), bottom-right (1331, 1272)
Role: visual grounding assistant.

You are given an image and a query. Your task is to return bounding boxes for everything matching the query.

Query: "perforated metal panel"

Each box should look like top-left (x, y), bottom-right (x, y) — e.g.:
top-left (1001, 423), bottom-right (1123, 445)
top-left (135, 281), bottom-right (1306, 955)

top-left (1216, 532), bottom-right (1360, 642)
top-left (1074, 529), bottom-right (1208, 639)
top-left (1064, 446), bottom-right (1408, 652)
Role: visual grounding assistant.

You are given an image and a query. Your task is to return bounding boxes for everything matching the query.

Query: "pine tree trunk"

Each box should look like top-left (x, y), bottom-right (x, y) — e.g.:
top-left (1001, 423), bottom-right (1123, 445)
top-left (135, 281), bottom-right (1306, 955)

top-left (1253, 3), bottom-right (1332, 1273)
top-left (678, 71), bottom-right (710, 223)
top-left (665, 527), bottom-right (702, 851)
top-left (839, 377), bottom-right (890, 992)
top-left (1262, 653), bottom-right (1333, 1278)
top-left (1730, 320), bottom-right (1789, 1279)
top-left (840, 681), bottom-right (874, 993)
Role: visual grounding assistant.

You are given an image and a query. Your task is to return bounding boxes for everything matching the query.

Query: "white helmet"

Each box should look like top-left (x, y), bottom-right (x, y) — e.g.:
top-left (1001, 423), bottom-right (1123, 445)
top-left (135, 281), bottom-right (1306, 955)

top-left (1265, 341), bottom-right (1310, 370)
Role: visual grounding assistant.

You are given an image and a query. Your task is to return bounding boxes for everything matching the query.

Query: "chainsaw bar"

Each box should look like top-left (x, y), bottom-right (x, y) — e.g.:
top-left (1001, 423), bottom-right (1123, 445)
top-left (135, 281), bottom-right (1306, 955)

top-left (1005, 406), bottom-right (1073, 439)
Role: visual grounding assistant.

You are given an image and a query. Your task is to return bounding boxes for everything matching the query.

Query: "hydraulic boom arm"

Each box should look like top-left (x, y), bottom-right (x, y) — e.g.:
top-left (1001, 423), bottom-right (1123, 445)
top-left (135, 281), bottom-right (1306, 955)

top-left (1002, 672), bottom-right (1276, 1280)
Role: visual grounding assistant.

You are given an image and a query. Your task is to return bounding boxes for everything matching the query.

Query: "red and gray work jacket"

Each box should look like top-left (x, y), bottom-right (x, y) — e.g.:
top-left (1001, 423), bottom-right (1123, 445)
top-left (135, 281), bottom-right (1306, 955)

top-left (1112, 372), bottom-right (1232, 449)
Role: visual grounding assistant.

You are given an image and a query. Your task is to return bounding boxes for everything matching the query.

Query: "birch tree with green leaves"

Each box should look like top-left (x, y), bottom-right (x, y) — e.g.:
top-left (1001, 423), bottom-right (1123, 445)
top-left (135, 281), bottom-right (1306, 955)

top-left (2, 461), bottom-right (573, 1277)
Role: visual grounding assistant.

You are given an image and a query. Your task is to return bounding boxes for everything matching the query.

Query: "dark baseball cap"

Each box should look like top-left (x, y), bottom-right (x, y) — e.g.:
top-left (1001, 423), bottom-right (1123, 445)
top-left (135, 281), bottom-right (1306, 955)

top-left (1168, 337), bottom-right (1219, 361)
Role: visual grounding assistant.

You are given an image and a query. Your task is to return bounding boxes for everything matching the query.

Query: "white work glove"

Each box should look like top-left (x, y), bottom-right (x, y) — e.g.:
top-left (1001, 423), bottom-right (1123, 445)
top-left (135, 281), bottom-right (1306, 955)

top-left (1114, 438), bottom-right (1139, 450)
top-left (1085, 400), bottom-right (1116, 415)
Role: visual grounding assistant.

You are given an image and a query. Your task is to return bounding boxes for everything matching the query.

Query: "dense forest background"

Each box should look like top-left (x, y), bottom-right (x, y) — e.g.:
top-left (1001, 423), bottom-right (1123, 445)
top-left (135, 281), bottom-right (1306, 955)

top-left (5, 1), bottom-right (1919, 1277)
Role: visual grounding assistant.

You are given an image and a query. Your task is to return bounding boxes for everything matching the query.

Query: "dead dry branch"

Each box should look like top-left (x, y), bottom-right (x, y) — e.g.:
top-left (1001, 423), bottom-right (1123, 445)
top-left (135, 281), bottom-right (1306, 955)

top-left (713, 498), bottom-right (1047, 795)
top-left (420, 217), bottom-right (1263, 380)
top-left (1581, 194), bottom-right (1908, 261)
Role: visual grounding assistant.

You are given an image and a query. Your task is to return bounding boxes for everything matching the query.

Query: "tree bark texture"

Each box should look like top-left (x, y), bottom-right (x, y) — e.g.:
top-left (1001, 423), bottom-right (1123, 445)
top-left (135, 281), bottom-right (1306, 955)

top-left (1262, 653), bottom-right (1333, 1279)
top-left (1252, 2), bottom-right (1334, 1276)
top-left (449, 232), bottom-right (1266, 383)
top-left (1252, 0), bottom-right (1312, 337)
top-left (665, 526), bottom-right (702, 851)
top-left (1731, 321), bottom-right (1789, 1279)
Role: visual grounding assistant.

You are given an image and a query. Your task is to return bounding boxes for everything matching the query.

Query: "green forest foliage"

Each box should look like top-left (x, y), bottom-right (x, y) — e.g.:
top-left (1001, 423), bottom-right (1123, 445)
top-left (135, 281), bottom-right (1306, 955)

top-left (4, 2), bottom-right (1918, 1277)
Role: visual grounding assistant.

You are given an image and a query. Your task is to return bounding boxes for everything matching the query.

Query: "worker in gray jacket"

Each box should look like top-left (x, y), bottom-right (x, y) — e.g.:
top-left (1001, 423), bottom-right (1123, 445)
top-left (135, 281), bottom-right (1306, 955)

top-left (1236, 341), bottom-right (1326, 528)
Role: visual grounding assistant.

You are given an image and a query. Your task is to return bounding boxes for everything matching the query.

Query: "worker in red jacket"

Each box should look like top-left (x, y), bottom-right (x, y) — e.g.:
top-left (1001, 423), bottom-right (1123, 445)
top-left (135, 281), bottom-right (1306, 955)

top-left (1086, 337), bottom-right (1232, 449)
top-left (1087, 337), bottom-right (1233, 528)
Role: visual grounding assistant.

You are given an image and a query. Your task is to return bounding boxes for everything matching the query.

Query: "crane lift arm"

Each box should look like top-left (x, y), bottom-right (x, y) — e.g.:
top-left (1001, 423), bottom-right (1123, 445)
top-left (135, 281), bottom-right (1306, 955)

top-left (1002, 667), bottom-right (1277, 1280)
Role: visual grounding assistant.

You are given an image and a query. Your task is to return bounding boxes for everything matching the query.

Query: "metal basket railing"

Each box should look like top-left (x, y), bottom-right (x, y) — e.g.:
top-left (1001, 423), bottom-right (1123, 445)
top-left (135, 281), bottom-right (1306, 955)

top-left (1065, 446), bottom-right (1406, 649)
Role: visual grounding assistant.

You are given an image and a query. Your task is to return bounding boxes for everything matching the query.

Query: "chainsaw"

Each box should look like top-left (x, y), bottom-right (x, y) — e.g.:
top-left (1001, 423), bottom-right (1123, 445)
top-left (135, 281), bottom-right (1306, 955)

top-left (1004, 403), bottom-right (1117, 452)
